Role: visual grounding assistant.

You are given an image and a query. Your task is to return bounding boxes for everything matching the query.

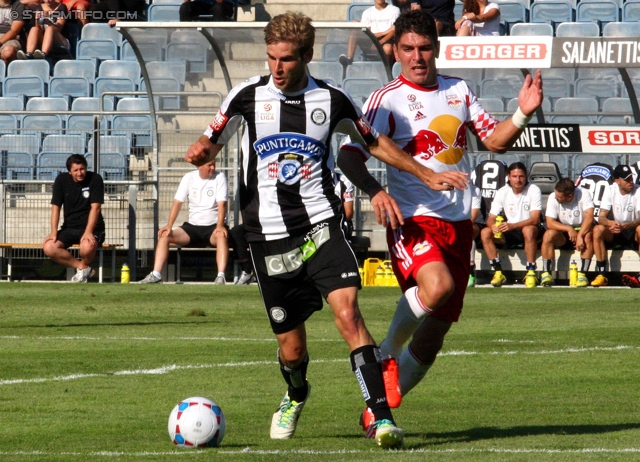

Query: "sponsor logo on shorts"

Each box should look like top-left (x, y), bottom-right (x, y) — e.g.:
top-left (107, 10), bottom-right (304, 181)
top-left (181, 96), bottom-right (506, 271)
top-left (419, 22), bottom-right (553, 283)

top-left (270, 307), bottom-right (287, 323)
top-left (413, 240), bottom-right (432, 256)
top-left (265, 224), bottom-right (331, 276)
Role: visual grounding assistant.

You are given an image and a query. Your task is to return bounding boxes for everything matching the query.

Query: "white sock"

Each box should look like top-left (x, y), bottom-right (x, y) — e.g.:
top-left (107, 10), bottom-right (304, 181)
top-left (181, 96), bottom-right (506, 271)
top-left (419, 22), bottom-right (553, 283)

top-left (152, 270), bottom-right (162, 278)
top-left (379, 286), bottom-right (431, 359)
top-left (217, 272), bottom-right (225, 277)
top-left (399, 346), bottom-right (432, 397)
top-left (470, 240), bottom-right (476, 262)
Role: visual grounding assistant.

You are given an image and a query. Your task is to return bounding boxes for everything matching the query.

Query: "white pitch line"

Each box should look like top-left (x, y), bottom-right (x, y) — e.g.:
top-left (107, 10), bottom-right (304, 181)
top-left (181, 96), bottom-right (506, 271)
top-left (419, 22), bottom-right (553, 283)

top-left (0, 345), bottom-right (637, 387)
top-left (1, 447), bottom-right (640, 457)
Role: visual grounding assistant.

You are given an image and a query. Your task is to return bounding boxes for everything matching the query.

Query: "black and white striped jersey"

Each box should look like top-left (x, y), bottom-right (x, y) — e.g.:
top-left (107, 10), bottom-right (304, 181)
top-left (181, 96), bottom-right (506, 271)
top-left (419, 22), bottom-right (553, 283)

top-left (204, 75), bottom-right (377, 242)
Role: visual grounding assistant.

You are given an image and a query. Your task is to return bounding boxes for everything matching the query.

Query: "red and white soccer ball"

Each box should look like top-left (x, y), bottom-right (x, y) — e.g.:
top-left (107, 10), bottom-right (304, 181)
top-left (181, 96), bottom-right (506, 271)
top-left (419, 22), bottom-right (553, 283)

top-left (168, 397), bottom-right (226, 448)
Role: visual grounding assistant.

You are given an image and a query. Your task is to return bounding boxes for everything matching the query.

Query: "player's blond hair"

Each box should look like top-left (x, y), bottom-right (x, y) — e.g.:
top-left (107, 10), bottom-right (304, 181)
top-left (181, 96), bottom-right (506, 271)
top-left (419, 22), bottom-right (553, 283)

top-left (264, 11), bottom-right (315, 58)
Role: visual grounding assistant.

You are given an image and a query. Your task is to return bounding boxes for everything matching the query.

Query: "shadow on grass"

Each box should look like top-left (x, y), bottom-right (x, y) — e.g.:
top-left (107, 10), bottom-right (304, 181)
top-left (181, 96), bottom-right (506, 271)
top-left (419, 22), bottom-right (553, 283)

top-left (406, 423), bottom-right (640, 447)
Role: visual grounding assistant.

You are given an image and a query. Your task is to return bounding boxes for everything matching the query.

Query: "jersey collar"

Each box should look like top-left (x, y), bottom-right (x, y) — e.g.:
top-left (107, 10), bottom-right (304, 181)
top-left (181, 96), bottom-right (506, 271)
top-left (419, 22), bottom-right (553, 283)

top-left (398, 74), bottom-right (439, 92)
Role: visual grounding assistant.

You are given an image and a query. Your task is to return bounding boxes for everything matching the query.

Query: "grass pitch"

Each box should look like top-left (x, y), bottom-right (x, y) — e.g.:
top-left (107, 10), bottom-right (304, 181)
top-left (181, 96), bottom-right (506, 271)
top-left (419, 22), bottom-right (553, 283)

top-left (1, 283), bottom-right (639, 461)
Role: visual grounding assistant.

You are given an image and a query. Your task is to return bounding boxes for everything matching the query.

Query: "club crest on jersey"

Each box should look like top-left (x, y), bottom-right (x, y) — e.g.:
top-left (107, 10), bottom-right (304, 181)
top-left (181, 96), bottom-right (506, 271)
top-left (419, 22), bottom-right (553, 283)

top-left (254, 133), bottom-right (326, 160)
top-left (82, 190), bottom-right (90, 199)
top-left (413, 240), bottom-right (432, 256)
top-left (447, 95), bottom-right (464, 110)
top-left (524, 204), bottom-right (530, 211)
top-left (207, 190), bottom-right (214, 196)
top-left (278, 157), bottom-right (302, 185)
top-left (210, 112), bottom-right (228, 132)
top-left (573, 210), bottom-right (580, 217)
top-left (311, 108), bottom-right (326, 125)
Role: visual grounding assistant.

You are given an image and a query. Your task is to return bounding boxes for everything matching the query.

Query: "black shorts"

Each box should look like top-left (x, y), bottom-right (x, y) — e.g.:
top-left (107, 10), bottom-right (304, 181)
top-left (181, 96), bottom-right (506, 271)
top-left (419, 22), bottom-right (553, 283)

top-left (250, 218), bottom-right (361, 335)
top-left (608, 229), bottom-right (637, 249)
top-left (180, 222), bottom-right (227, 247)
top-left (57, 227), bottom-right (106, 249)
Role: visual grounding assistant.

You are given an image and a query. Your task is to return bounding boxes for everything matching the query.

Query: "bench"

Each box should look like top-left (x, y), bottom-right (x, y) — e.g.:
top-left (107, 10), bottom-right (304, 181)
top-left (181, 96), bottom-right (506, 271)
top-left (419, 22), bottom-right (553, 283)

top-left (169, 245), bottom-right (234, 283)
top-left (0, 243), bottom-right (122, 283)
top-left (475, 249), bottom-right (640, 273)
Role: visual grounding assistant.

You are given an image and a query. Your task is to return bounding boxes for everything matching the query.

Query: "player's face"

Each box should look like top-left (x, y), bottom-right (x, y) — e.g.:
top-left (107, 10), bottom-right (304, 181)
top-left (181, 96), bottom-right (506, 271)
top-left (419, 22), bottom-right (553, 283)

top-left (616, 177), bottom-right (634, 194)
top-left (394, 32), bottom-right (439, 87)
top-left (554, 190), bottom-right (574, 204)
top-left (198, 160), bottom-right (216, 179)
top-left (508, 168), bottom-right (527, 194)
top-left (267, 41), bottom-right (311, 93)
top-left (69, 162), bottom-right (86, 183)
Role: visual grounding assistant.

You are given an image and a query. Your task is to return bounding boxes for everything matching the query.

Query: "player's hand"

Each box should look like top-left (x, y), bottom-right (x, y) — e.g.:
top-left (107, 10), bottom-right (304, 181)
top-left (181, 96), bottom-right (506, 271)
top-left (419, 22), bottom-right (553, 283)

top-left (81, 232), bottom-right (96, 246)
top-left (609, 221), bottom-right (622, 234)
top-left (158, 226), bottom-right (172, 238)
top-left (518, 69), bottom-right (543, 116)
top-left (370, 190), bottom-right (404, 229)
top-left (185, 140), bottom-right (211, 166)
top-left (424, 170), bottom-right (469, 191)
top-left (43, 233), bottom-right (56, 245)
top-left (214, 226), bottom-right (228, 238)
top-left (567, 228), bottom-right (578, 243)
top-left (576, 236), bottom-right (585, 252)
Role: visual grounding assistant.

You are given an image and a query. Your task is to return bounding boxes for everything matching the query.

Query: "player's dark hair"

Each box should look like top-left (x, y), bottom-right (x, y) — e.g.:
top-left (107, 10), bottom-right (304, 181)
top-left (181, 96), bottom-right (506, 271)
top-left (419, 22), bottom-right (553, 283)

top-left (507, 161), bottom-right (528, 185)
top-left (66, 154), bottom-right (87, 171)
top-left (394, 9), bottom-right (439, 47)
top-left (264, 11), bottom-right (315, 58)
top-left (555, 178), bottom-right (575, 194)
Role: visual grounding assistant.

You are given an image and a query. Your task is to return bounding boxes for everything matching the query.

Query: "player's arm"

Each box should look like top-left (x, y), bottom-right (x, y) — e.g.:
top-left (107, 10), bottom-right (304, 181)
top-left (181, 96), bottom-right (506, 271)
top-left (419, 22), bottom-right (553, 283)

top-left (337, 149), bottom-right (404, 229)
top-left (215, 201), bottom-right (229, 238)
top-left (81, 203), bottom-right (101, 245)
top-left (545, 215), bottom-right (573, 234)
top-left (185, 135), bottom-right (224, 166)
top-left (508, 209), bottom-right (541, 231)
top-left (160, 200), bottom-right (184, 238)
top-left (481, 70), bottom-right (543, 153)
top-left (621, 216), bottom-right (640, 231)
top-left (366, 134), bottom-right (469, 191)
top-left (578, 207), bottom-right (594, 237)
top-left (45, 204), bottom-right (61, 243)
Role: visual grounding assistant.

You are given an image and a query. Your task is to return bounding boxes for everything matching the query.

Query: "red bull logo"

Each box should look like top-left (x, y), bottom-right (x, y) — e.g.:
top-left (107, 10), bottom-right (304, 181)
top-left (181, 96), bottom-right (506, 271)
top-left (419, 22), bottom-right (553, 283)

top-left (451, 122), bottom-right (467, 150)
top-left (404, 129), bottom-right (449, 162)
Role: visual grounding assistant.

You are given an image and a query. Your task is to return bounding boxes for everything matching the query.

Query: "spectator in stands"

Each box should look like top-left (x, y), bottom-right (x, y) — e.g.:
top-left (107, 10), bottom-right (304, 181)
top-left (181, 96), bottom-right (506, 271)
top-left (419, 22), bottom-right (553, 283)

top-left (180, 0), bottom-right (239, 22)
top-left (455, 0), bottom-right (500, 36)
top-left (0, 0), bottom-right (26, 64)
top-left (411, 0), bottom-right (456, 36)
top-left (17, 0), bottom-right (68, 60)
top-left (43, 154), bottom-right (105, 283)
top-left (89, 0), bottom-right (146, 26)
top-left (62, 0), bottom-right (91, 28)
top-left (540, 178), bottom-right (594, 287)
top-left (339, 0), bottom-right (400, 67)
top-left (229, 223), bottom-right (254, 285)
top-left (590, 165), bottom-right (640, 287)
top-left (480, 162), bottom-right (542, 288)
top-left (139, 159), bottom-right (229, 285)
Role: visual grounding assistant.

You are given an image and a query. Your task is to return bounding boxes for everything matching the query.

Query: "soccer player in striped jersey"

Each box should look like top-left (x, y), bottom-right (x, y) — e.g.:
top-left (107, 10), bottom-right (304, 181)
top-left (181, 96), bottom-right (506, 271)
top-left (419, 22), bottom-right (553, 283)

top-left (338, 9), bottom-right (543, 422)
top-left (184, 11), bottom-right (467, 448)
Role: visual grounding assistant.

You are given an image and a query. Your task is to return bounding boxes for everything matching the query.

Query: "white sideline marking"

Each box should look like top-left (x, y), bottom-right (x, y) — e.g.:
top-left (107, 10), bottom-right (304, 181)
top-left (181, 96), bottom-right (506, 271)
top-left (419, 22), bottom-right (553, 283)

top-left (1, 448), bottom-right (640, 457)
top-left (0, 345), bottom-right (636, 387)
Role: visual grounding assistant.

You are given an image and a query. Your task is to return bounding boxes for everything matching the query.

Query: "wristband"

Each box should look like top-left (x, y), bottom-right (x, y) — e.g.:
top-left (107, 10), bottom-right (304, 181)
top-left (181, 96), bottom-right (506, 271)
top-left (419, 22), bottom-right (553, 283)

top-left (512, 106), bottom-right (532, 129)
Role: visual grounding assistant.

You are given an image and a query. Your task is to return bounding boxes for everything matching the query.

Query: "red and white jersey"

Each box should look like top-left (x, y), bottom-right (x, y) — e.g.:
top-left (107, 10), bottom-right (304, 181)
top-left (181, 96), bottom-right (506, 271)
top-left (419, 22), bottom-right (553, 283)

top-left (545, 187), bottom-right (593, 227)
top-left (490, 183), bottom-right (542, 223)
top-left (343, 74), bottom-right (498, 222)
top-left (599, 183), bottom-right (640, 223)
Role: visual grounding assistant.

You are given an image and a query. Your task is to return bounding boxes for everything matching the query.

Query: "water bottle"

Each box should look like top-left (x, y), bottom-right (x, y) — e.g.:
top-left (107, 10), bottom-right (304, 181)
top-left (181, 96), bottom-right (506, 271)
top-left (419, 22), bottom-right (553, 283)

top-left (121, 262), bottom-right (130, 284)
top-left (569, 260), bottom-right (578, 287)
top-left (494, 215), bottom-right (505, 239)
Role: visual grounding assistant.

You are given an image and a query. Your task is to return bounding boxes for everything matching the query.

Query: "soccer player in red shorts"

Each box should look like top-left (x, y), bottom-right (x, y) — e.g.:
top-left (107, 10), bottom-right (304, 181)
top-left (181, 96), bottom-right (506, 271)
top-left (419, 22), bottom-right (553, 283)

top-left (339, 9), bottom-right (543, 411)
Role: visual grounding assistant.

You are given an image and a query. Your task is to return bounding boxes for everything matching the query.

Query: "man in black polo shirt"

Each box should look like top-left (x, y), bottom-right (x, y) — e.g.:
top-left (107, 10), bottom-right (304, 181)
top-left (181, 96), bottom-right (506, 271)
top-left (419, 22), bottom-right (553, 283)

top-left (43, 154), bottom-right (105, 282)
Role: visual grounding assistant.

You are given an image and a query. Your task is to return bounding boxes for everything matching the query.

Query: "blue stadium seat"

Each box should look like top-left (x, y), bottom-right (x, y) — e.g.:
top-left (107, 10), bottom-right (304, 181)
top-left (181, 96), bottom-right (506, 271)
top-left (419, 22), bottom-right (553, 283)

top-left (80, 23), bottom-right (123, 46)
top-left (572, 154), bottom-right (619, 177)
top-left (0, 97), bottom-right (23, 134)
top-left (494, 1), bottom-right (528, 30)
top-left (576, 0), bottom-right (620, 26)
top-left (21, 114), bottom-right (64, 137)
top-left (147, 3), bottom-right (181, 21)
top-left (509, 22), bottom-right (554, 36)
top-left (623, 0), bottom-right (640, 21)
top-left (307, 61), bottom-right (344, 86)
top-left (345, 61), bottom-right (389, 84)
top-left (530, 0), bottom-right (574, 26)
top-left (85, 151), bottom-right (128, 181)
top-left (50, 60), bottom-right (94, 105)
top-left (598, 97), bottom-right (634, 124)
top-left (167, 30), bottom-right (210, 73)
top-left (111, 98), bottom-right (152, 147)
top-left (67, 97), bottom-right (112, 140)
top-left (139, 77), bottom-right (181, 110)
top-left (0, 134), bottom-right (41, 156)
top-left (575, 76), bottom-right (621, 107)
top-left (347, 3), bottom-right (370, 21)
top-left (121, 40), bottom-right (163, 62)
top-left (37, 151), bottom-right (73, 180)
top-left (26, 97), bottom-right (68, 112)
top-left (480, 75), bottom-right (524, 100)
top-left (602, 21), bottom-right (640, 36)
top-left (2, 151), bottom-right (33, 180)
top-left (506, 97), bottom-right (551, 122)
top-left (4, 60), bottom-right (50, 102)
top-left (342, 77), bottom-right (383, 107)
top-left (121, 28), bottom-right (169, 61)
top-left (478, 98), bottom-right (506, 120)
top-left (555, 21), bottom-right (600, 37)
top-left (42, 134), bottom-right (86, 154)
top-left (392, 61), bottom-right (401, 79)
top-left (549, 97), bottom-right (599, 124)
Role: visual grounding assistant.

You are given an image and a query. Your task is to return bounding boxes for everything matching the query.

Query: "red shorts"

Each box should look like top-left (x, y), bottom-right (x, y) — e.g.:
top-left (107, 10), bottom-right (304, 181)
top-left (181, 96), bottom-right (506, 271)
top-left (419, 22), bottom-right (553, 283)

top-left (386, 216), bottom-right (473, 323)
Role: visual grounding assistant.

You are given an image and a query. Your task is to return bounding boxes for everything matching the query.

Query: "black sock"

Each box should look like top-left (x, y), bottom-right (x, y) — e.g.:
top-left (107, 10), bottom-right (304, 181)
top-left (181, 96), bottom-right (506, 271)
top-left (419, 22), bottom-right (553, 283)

top-left (350, 345), bottom-right (393, 423)
top-left (596, 260), bottom-right (607, 273)
top-left (490, 258), bottom-right (502, 271)
top-left (278, 349), bottom-right (309, 403)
